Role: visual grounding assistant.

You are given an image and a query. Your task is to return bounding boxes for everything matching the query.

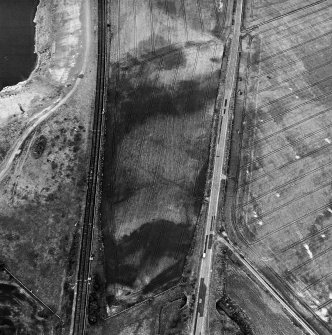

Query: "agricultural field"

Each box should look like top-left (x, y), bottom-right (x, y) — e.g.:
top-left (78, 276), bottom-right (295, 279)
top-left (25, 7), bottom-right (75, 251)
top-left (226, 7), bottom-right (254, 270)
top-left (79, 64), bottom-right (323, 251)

top-left (227, 0), bottom-right (332, 331)
top-left (100, 0), bottom-right (226, 312)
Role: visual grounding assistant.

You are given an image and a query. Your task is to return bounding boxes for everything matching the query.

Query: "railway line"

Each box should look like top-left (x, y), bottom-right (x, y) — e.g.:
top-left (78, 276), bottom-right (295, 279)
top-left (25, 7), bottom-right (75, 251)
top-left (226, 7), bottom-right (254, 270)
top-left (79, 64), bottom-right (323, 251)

top-left (216, 236), bottom-right (320, 335)
top-left (71, 0), bottom-right (107, 334)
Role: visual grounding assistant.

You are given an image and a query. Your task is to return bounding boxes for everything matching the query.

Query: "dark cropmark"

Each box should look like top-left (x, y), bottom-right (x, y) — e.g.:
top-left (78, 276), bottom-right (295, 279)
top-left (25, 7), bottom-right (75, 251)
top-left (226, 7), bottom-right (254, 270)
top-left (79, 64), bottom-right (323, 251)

top-left (154, 0), bottom-right (177, 16)
top-left (107, 64), bottom-right (220, 145)
top-left (119, 42), bottom-right (187, 72)
top-left (103, 220), bottom-right (192, 292)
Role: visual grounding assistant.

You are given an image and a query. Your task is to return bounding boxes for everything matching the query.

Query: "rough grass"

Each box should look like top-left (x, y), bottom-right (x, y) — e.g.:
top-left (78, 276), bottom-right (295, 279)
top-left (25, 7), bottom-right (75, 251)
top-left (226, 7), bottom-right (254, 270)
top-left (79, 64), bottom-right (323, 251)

top-left (101, 0), bottom-right (224, 305)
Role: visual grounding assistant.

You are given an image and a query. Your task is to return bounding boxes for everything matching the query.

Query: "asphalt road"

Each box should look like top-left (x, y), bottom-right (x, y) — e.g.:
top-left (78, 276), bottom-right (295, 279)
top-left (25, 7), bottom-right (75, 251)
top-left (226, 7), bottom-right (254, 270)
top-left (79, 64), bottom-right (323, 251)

top-left (71, 0), bottom-right (107, 334)
top-left (191, 0), bottom-right (244, 334)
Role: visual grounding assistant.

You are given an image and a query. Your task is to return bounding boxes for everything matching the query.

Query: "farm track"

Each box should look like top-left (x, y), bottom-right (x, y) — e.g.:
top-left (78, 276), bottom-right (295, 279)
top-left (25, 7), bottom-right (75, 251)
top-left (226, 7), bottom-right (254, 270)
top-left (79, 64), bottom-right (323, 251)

top-left (250, 204), bottom-right (330, 244)
top-left (255, 3), bottom-right (332, 37)
top-left (240, 181), bottom-right (331, 220)
top-left (148, 0), bottom-right (156, 53)
top-left (260, 16), bottom-right (332, 49)
top-left (71, 0), bottom-right (107, 333)
top-left (244, 90), bottom-right (332, 130)
top-left (254, 0), bottom-right (312, 11)
top-left (258, 59), bottom-right (332, 93)
top-left (163, 0), bottom-right (172, 46)
top-left (253, 0), bottom-right (323, 22)
top-left (242, 107), bottom-right (332, 151)
top-left (240, 123), bottom-right (332, 172)
top-left (278, 225), bottom-right (332, 255)
top-left (247, 0), bottom-right (328, 30)
top-left (301, 272), bottom-right (332, 293)
top-left (196, 0), bottom-right (204, 32)
top-left (180, 0), bottom-right (189, 42)
top-left (259, 30), bottom-right (332, 63)
top-left (133, 0), bottom-right (137, 57)
top-left (239, 159), bottom-right (332, 208)
top-left (239, 140), bottom-right (332, 189)
top-left (259, 45), bottom-right (332, 77)
top-left (317, 299), bottom-right (332, 310)
top-left (290, 245), bottom-right (332, 274)
top-left (257, 75), bottom-right (332, 110)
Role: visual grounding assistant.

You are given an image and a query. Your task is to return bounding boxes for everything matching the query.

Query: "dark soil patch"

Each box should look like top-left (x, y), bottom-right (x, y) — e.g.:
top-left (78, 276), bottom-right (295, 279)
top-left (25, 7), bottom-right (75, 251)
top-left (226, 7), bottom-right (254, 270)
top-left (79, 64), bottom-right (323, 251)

top-left (103, 220), bottom-right (193, 295)
top-left (31, 135), bottom-right (47, 159)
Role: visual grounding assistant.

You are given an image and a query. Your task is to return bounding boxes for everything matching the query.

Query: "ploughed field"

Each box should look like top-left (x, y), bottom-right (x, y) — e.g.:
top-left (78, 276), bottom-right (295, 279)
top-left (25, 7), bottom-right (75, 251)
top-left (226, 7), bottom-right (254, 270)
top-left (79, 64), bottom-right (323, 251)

top-left (101, 0), bottom-right (224, 305)
top-left (235, 0), bottom-right (332, 328)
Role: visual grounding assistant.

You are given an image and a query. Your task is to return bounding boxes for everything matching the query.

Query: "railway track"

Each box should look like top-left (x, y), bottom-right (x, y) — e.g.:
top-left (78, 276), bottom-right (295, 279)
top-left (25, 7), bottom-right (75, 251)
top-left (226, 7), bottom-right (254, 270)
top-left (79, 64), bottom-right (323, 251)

top-left (71, 0), bottom-right (107, 334)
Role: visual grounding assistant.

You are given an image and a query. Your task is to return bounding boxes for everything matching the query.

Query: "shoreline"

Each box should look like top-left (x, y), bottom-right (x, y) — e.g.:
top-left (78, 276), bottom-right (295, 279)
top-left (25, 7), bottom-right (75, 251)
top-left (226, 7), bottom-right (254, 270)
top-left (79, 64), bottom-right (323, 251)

top-left (1, 0), bottom-right (42, 94)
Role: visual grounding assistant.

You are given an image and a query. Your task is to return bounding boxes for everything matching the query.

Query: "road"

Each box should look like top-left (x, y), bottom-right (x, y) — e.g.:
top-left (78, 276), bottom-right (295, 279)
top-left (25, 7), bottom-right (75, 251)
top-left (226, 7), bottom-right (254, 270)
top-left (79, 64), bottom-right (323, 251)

top-left (216, 236), bottom-right (319, 335)
top-left (71, 0), bottom-right (107, 334)
top-left (0, 0), bottom-right (92, 184)
top-left (191, 0), bottom-right (244, 334)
